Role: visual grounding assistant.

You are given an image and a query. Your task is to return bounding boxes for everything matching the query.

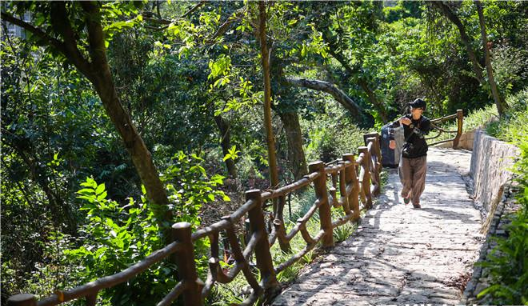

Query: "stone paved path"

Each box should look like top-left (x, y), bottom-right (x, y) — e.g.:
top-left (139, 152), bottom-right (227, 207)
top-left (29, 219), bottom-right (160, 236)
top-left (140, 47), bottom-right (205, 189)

top-left (272, 148), bottom-right (484, 306)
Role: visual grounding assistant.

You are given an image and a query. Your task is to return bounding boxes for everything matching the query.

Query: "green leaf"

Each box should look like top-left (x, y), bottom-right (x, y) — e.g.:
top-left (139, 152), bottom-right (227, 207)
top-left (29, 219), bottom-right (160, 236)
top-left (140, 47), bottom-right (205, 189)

top-left (78, 188), bottom-right (95, 195)
top-left (97, 191), bottom-right (108, 201)
top-left (95, 183), bottom-right (106, 196)
top-left (210, 174), bottom-right (225, 185)
top-left (79, 203), bottom-right (97, 210)
top-left (81, 177), bottom-right (97, 188)
top-left (477, 284), bottom-right (501, 298)
top-left (103, 20), bottom-right (135, 33)
top-left (78, 195), bottom-right (96, 203)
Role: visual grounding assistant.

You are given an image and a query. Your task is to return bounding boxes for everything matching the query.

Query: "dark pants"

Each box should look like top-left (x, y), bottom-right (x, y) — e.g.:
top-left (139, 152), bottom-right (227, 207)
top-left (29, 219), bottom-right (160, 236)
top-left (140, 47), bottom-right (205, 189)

top-left (399, 155), bottom-right (427, 205)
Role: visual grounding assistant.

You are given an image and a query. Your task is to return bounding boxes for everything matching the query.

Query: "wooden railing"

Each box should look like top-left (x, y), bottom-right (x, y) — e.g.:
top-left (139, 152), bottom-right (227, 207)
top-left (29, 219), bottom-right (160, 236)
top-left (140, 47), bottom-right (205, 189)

top-left (7, 133), bottom-right (383, 306)
top-left (427, 109), bottom-right (464, 148)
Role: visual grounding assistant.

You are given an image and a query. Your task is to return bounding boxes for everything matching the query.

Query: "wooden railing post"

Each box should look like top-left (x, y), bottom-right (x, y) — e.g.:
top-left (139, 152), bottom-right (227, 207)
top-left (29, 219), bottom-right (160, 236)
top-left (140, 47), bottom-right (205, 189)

top-left (343, 154), bottom-right (360, 221)
top-left (373, 133), bottom-right (382, 174)
top-left (338, 164), bottom-right (347, 210)
top-left (358, 147), bottom-right (373, 209)
top-left (274, 195), bottom-right (291, 252)
top-left (309, 161), bottom-right (334, 248)
top-left (7, 294), bottom-right (37, 306)
top-left (364, 132), bottom-right (382, 168)
top-left (330, 173), bottom-right (339, 207)
top-left (453, 109), bottom-right (464, 149)
top-left (246, 190), bottom-right (280, 298)
top-left (172, 222), bottom-right (204, 306)
top-left (366, 137), bottom-right (381, 196)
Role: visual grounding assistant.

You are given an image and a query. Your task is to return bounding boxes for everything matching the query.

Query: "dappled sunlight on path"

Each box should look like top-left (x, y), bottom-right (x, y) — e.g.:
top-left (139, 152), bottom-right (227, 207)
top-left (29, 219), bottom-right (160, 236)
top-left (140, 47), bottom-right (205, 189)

top-left (272, 148), bottom-right (484, 305)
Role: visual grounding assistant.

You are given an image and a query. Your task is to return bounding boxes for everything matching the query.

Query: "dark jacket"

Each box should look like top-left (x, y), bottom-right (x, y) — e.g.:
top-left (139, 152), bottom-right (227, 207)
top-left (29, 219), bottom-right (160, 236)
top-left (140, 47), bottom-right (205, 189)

top-left (388, 114), bottom-right (431, 158)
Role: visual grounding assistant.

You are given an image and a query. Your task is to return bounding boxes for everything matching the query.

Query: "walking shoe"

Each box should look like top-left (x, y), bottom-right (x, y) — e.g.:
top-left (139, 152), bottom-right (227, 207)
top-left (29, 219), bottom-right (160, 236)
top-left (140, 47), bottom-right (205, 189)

top-left (413, 203), bottom-right (421, 209)
top-left (403, 196), bottom-right (410, 205)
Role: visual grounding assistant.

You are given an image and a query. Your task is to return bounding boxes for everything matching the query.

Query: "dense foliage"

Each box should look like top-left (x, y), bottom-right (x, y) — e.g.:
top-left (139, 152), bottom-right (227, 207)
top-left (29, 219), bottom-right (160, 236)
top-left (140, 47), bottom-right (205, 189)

top-left (1, 0), bottom-right (527, 305)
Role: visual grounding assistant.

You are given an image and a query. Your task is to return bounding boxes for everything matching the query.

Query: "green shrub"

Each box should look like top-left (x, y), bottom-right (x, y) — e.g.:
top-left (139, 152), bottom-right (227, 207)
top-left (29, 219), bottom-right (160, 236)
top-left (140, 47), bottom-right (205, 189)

top-left (301, 103), bottom-right (369, 163)
top-left (209, 273), bottom-right (248, 305)
top-left (305, 124), bottom-right (368, 163)
top-left (65, 178), bottom-right (176, 305)
top-left (162, 151), bottom-right (230, 228)
top-left (491, 44), bottom-right (528, 98)
top-left (28, 152), bottom-right (229, 305)
top-left (333, 222), bottom-right (357, 243)
top-left (477, 200), bottom-right (528, 305)
top-left (486, 90), bottom-right (528, 141)
top-left (286, 186), bottom-right (317, 222)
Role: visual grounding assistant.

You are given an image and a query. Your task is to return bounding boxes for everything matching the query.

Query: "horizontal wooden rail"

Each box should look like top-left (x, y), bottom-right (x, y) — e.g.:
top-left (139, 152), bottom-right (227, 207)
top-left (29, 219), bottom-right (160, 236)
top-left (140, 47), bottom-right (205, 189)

top-left (8, 131), bottom-right (386, 306)
top-left (261, 172), bottom-right (320, 201)
top-left (430, 112), bottom-right (458, 123)
top-left (427, 109), bottom-right (464, 148)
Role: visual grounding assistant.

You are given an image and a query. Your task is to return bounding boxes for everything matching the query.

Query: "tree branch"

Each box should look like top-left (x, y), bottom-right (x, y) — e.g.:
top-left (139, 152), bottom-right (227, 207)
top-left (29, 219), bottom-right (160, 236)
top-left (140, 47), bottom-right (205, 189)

top-left (0, 12), bottom-right (67, 55)
top-left (79, 1), bottom-right (109, 71)
top-left (181, 0), bottom-right (207, 18)
top-left (208, 8), bottom-right (246, 42)
top-left (284, 77), bottom-right (364, 119)
top-left (48, 2), bottom-right (93, 78)
top-left (142, 12), bottom-right (172, 25)
top-left (209, 17), bottom-right (241, 41)
top-left (431, 1), bottom-right (485, 84)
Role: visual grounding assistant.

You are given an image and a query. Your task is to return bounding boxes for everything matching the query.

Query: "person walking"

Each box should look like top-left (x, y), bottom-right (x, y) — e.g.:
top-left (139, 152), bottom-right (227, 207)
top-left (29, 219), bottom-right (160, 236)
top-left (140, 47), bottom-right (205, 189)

top-left (388, 98), bottom-right (431, 208)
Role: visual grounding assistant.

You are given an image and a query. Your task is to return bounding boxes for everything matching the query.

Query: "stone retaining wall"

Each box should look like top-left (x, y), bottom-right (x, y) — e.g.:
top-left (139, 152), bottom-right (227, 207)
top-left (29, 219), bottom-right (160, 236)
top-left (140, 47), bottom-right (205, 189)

top-left (460, 129), bottom-right (521, 304)
top-left (469, 128), bottom-right (519, 212)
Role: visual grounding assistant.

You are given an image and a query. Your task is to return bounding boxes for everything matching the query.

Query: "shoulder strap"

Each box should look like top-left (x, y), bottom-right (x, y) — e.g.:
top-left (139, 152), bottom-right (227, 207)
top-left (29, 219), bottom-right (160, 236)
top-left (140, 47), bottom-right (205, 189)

top-left (403, 117), bottom-right (421, 143)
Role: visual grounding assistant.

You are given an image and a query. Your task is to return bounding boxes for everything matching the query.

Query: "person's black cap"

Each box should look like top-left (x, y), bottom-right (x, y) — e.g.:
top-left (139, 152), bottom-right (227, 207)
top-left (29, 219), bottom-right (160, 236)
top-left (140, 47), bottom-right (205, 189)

top-left (408, 98), bottom-right (426, 109)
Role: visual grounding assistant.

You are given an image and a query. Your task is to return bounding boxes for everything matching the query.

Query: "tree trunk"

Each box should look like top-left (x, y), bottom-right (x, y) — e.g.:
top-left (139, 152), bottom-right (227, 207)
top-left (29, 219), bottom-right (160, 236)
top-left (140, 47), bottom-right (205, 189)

top-left (431, 1), bottom-right (486, 85)
top-left (78, 3), bottom-right (171, 223)
top-left (277, 111), bottom-right (308, 180)
top-left (475, 0), bottom-right (508, 116)
top-left (90, 76), bottom-right (171, 212)
top-left (258, 3), bottom-right (291, 253)
top-left (214, 115), bottom-right (238, 179)
top-left (270, 53), bottom-right (308, 183)
top-left (284, 77), bottom-right (364, 120)
top-left (258, 1), bottom-right (280, 192)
